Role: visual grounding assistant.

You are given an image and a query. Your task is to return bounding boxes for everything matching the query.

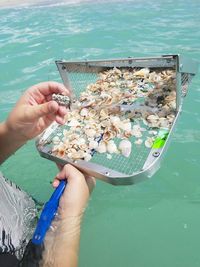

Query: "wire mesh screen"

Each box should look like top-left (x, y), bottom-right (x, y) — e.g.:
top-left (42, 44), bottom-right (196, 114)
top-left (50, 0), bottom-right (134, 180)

top-left (90, 134), bottom-right (151, 175)
top-left (35, 56), bottom-right (198, 181)
top-left (68, 72), bottom-right (99, 97)
top-left (41, 124), bottom-right (152, 175)
top-left (65, 67), bottom-right (156, 174)
top-left (37, 62), bottom-right (178, 176)
top-left (181, 73), bottom-right (194, 97)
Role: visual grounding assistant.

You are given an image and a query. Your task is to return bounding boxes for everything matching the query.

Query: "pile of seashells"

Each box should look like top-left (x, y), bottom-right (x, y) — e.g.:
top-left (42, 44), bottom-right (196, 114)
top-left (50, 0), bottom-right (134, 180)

top-left (52, 67), bottom-right (176, 161)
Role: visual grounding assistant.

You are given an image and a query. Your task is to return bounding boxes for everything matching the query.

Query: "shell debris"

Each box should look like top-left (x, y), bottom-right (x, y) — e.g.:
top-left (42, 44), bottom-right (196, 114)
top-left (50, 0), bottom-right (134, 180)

top-left (52, 67), bottom-right (176, 161)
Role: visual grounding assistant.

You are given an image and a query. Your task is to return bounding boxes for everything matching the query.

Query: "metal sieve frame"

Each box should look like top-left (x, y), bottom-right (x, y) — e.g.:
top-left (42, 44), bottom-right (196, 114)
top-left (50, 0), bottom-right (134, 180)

top-left (36, 55), bottom-right (198, 185)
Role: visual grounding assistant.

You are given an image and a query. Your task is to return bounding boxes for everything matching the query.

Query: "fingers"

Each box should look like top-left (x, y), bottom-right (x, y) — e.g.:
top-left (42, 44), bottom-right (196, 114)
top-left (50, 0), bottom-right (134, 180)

top-left (32, 81), bottom-right (70, 97)
top-left (53, 164), bottom-right (95, 195)
top-left (53, 165), bottom-right (95, 217)
top-left (55, 106), bottom-right (68, 124)
top-left (26, 99), bottom-right (68, 123)
top-left (28, 82), bottom-right (69, 123)
top-left (58, 106), bottom-right (68, 117)
top-left (55, 115), bottom-right (65, 125)
top-left (26, 100), bottom-right (59, 121)
top-left (56, 164), bottom-right (85, 181)
top-left (52, 179), bottom-right (60, 188)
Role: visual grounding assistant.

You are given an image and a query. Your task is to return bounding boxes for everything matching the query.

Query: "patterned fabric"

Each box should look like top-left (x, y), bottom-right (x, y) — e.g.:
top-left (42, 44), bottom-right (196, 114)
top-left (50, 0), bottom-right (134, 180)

top-left (0, 172), bottom-right (37, 260)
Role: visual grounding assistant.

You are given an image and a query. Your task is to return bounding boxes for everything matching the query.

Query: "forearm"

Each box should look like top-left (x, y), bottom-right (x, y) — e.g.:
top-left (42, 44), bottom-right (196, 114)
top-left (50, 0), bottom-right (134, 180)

top-left (40, 214), bottom-right (82, 267)
top-left (0, 122), bottom-right (26, 164)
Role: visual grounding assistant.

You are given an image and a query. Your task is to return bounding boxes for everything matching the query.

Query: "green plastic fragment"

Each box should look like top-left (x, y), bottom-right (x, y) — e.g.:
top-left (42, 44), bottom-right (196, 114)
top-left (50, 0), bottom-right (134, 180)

top-left (152, 129), bottom-right (169, 149)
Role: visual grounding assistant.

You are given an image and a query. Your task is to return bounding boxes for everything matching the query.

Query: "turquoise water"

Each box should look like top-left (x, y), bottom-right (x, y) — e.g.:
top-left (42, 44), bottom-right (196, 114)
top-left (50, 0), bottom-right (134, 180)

top-left (0, 0), bottom-right (200, 266)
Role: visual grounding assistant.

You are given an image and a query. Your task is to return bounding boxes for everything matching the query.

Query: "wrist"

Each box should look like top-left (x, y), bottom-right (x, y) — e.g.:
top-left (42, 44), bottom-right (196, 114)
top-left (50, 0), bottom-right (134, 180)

top-left (4, 119), bottom-right (28, 144)
top-left (0, 121), bottom-right (27, 164)
top-left (45, 213), bottom-right (82, 243)
top-left (58, 206), bottom-right (84, 222)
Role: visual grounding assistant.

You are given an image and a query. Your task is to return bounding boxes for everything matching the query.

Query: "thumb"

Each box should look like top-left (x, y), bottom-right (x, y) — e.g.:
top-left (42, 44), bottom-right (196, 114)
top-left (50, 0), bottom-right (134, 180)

top-left (27, 101), bottom-right (59, 121)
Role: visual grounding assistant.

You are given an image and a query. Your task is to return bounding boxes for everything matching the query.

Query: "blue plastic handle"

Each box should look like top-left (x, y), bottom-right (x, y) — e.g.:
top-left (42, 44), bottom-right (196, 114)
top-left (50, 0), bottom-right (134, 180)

top-left (32, 180), bottom-right (67, 245)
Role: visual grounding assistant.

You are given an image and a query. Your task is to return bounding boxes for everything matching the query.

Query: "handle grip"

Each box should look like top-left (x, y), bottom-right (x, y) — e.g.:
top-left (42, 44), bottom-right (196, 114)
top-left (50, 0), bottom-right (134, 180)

top-left (32, 180), bottom-right (67, 245)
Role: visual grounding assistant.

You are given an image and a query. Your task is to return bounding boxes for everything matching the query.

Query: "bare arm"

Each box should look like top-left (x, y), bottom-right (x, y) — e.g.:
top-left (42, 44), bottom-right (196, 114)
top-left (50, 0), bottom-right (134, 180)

top-left (0, 82), bottom-right (69, 164)
top-left (40, 165), bottom-right (95, 267)
top-left (0, 121), bottom-right (26, 164)
top-left (41, 215), bottom-right (82, 267)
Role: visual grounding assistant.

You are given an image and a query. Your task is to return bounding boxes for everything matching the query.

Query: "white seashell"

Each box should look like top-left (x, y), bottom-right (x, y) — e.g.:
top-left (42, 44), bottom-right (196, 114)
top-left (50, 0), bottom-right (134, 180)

top-left (148, 130), bottom-right (158, 135)
top-left (85, 128), bottom-right (96, 138)
top-left (67, 152), bottom-right (73, 158)
top-left (68, 119), bottom-right (80, 127)
top-left (63, 129), bottom-right (70, 137)
top-left (123, 131), bottom-right (132, 138)
top-left (134, 68), bottom-right (150, 77)
top-left (159, 118), bottom-right (169, 128)
top-left (118, 139), bottom-right (132, 157)
top-left (110, 82), bottom-right (116, 87)
top-left (67, 148), bottom-right (76, 153)
top-left (168, 100), bottom-right (176, 110)
top-left (96, 142), bottom-right (107, 153)
top-left (80, 108), bottom-right (89, 117)
top-left (107, 154), bottom-right (112, 160)
top-left (101, 119), bottom-right (110, 128)
top-left (76, 137), bottom-right (86, 146)
top-left (132, 125), bottom-right (141, 131)
top-left (167, 114), bottom-right (175, 123)
top-left (151, 122), bottom-right (160, 128)
top-left (131, 129), bottom-right (142, 138)
top-left (69, 133), bottom-right (80, 141)
top-left (101, 92), bottom-right (111, 98)
top-left (110, 116), bottom-right (121, 125)
top-left (147, 115), bottom-right (159, 122)
top-left (134, 139), bottom-right (143, 145)
top-left (146, 115), bottom-right (160, 128)
top-left (142, 119), bottom-right (149, 126)
top-left (88, 109), bottom-right (97, 118)
top-left (121, 122), bottom-right (132, 132)
top-left (70, 150), bottom-right (86, 159)
top-left (52, 144), bottom-right (59, 152)
top-left (80, 144), bottom-right (88, 151)
top-left (52, 136), bottom-right (60, 145)
top-left (84, 153), bottom-right (92, 161)
top-left (89, 140), bottom-right (99, 150)
top-left (145, 137), bottom-right (154, 148)
top-left (99, 108), bottom-right (109, 119)
top-left (62, 138), bottom-right (69, 145)
top-left (107, 140), bottom-right (118, 154)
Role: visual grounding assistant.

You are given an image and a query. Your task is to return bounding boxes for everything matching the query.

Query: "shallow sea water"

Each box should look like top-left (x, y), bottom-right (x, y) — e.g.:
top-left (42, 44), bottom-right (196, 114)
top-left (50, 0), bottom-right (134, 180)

top-left (0, 0), bottom-right (200, 266)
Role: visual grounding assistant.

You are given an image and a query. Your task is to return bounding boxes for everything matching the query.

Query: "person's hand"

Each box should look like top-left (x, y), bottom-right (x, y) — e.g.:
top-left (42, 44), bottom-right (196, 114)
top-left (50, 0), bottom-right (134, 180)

top-left (53, 164), bottom-right (95, 218)
top-left (40, 165), bottom-right (95, 267)
top-left (5, 81), bottom-right (69, 142)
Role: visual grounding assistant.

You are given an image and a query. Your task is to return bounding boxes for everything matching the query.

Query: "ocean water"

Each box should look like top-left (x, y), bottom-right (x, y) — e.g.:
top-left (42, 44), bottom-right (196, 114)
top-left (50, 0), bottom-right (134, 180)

top-left (0, 0), bottom-right (200, 266)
